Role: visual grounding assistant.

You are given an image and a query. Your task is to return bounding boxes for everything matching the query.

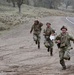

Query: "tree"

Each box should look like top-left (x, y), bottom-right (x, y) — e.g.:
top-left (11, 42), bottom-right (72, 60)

top-left (65, 0), bottom-right (71, 9)
top-left (23, 0), bottom-right (29, 5)
top-left (71, 0), bottom-right (74, 9)
top-left (11, 0), bottom-right (16, 7)
top-left (6, 0), bottom-right (11, 3)
top-left (17, 0), bottom-right (23, 13)
top-left (49, 0), bottom-right (61, 9)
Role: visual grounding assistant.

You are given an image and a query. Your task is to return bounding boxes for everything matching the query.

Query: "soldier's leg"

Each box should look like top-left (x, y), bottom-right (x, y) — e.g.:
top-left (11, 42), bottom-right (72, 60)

top-left (50, 41), bottom-right (53, 56)
top-left (64, 48), bottom-right (70, 60)
top-left (47, 47), bottom-right (50, 52)
top-left (33, 34), bottom-right (37, 44)
top-left (37, 34), bottom-right (40, 49)
top-left (35, 35), bottom-right (38, 44)
top-left (60, 59), bottom-right (66, 70)
top-left (38, 41), bottom-right (40, 49)
top-left (50, 47), bottom-right (53, 56)
top-left (59, 49), bottom-right (66, 70)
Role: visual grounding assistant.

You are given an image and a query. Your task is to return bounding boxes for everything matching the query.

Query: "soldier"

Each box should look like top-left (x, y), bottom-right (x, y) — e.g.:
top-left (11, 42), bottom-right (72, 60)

top-left (43, 23), bottom-right (55, 56)
top-left (55, 26), bottom-right (74, 70)
top-left (30, 20), bottom-right (43, 49)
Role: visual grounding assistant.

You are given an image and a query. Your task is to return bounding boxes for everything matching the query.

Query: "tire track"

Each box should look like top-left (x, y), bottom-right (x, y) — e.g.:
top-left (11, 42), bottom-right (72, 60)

top-left (18, 57), bottom-right (58, 74)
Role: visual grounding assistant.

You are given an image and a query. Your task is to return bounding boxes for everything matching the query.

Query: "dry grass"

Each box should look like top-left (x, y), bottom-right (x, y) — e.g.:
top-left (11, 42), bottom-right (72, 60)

top-left (0, 4), bottom-right (74, 31)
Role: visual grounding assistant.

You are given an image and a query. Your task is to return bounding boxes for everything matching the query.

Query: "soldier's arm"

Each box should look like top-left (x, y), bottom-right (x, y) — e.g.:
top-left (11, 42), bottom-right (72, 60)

top-left (39, 22), bottom-right (43, 27)
top-left (55, 35), bottom-right (61, 43)
top-left (30, 25), bottom-right (34, 33)
top-left (69, 35), bottom-right (74, 43)
top-left (55, 35), bottom-right (61, 48)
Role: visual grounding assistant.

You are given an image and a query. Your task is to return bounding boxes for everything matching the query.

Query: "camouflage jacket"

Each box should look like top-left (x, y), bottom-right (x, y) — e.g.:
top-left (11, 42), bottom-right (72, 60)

top-left (30, 23), bottom-right (43, 35)
top-left (44, 27), bottom-right (55, 37)
top-left (55, 33), bottom-right (74, 48)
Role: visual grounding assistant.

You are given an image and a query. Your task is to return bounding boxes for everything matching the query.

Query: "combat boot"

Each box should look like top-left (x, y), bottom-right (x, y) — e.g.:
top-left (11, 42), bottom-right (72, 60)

top-left (60, 59), bottom-right (66, 70)
top-left (62, 66), bottom-right (66, 70)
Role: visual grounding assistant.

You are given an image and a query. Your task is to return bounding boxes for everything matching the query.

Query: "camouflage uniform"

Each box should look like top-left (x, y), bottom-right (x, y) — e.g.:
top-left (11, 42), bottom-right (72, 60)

top-left (55, 30), bottom-right (74, 70)
top-left (44, 26), bottom-right (55, 56)
top-left (30, 21), bottom-right (43, 49)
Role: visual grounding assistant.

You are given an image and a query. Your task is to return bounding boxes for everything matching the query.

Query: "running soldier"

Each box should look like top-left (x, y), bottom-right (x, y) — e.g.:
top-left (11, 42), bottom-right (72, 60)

top-left (30, 20), bottom-right (43, 49)
top-left (55, 26), bottom-right (74, 70)
top-left (43, 23), bottom-right (55, 56)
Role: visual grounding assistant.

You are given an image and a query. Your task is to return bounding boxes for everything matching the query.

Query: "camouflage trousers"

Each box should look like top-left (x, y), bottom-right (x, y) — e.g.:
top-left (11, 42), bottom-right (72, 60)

top-left (59, 47), bottom-right (70, 60)
top-left (33, 34), bottom-right (40, 43)
top-left (59, 47), bottom-right (70, 69)
top-left (44, 36), bottom-right (54, 48)
top-left (44, 36), bottom-right (54, 56)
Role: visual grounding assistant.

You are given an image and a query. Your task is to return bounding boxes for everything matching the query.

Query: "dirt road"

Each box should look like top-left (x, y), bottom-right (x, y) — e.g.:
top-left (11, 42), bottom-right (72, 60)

top-left (0, 17), bottom-right (74, 75)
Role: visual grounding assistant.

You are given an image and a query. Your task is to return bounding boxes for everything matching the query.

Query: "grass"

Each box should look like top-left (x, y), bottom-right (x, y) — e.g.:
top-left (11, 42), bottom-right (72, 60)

top-left (0, 4), bottom-right (74, 32)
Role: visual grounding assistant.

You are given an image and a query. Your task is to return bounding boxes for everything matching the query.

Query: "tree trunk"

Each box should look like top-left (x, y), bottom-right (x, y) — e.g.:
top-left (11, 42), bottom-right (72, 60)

top-left (11, 0), bottom-right (15, 7)
top-left (19, 6), bottom-right (21, 13)
top-left (17, 0), bottom-right (23, 13)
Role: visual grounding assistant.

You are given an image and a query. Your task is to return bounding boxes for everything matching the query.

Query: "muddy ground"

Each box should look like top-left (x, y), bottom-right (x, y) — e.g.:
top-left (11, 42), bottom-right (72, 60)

top-left (0, 16), bottom-right (74, 75)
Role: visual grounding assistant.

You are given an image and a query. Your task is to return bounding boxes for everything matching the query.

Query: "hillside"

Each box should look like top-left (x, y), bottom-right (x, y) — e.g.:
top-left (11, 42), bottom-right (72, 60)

top-left (0, 4), bottom-right (74, 32)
